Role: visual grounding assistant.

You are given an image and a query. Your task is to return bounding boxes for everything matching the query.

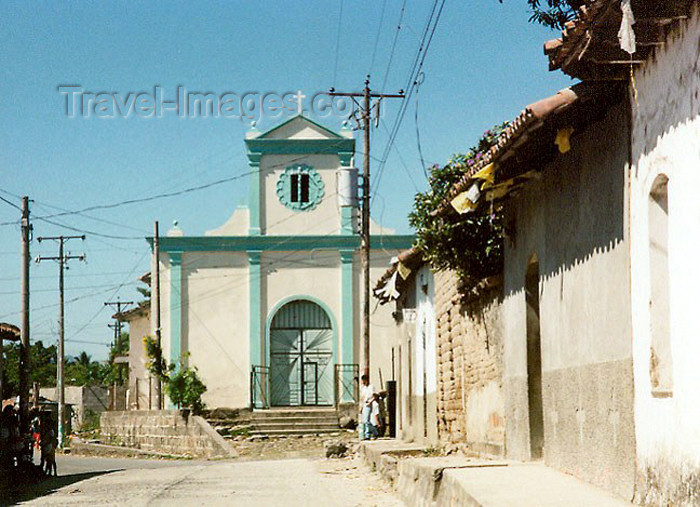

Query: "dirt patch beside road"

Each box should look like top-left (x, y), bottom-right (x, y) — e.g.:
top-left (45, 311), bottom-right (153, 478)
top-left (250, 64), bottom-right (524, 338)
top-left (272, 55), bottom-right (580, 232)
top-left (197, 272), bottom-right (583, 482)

top-left (228, 430), bottom-right (358, 461)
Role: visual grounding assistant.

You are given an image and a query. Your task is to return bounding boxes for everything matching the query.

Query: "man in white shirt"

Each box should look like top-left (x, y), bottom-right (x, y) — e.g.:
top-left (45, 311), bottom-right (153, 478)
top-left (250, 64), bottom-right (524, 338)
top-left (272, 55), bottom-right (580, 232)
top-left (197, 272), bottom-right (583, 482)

top-left (359, 374), bottom-right (378, 440)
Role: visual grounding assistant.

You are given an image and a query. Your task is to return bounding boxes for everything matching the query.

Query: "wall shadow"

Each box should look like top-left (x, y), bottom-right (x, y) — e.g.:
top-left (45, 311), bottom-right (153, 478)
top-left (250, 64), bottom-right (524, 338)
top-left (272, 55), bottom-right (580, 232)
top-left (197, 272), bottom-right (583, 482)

top-left (1, 468), bottom-right (120, 505)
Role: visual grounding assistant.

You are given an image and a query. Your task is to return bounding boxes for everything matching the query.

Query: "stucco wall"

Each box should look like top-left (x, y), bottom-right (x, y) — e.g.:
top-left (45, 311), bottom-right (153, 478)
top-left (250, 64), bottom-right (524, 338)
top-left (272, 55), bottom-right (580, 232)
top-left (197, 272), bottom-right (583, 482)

top-left (434, 270), bottom-right (504, 456)
top-left (260, 153), bottom-right (345, 237)
top-left (182, 251), bottom-right (250, 409)
top-left (630, 8), bottom-right (700, 505)
top-left (502, 101), bottom-right (636, 499)
top-left (394, 265), bottom-right (438, 446)
top-left (41, 386), bottom-right (109, 430)
top-left (127, 309), bottom-right (151, 410)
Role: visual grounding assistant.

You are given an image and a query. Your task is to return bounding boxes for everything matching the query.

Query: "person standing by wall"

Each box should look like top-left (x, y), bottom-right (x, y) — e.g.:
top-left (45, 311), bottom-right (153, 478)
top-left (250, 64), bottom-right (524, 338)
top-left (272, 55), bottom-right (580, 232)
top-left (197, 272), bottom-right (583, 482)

top-left (359, 375), bottom-right (378, 440)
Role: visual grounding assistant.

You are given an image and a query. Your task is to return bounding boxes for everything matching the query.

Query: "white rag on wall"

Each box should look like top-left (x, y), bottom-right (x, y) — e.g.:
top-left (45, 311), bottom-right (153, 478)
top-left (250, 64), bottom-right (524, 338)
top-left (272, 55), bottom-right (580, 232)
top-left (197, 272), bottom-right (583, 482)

top-left (618, 0), bottom-right (637, 54)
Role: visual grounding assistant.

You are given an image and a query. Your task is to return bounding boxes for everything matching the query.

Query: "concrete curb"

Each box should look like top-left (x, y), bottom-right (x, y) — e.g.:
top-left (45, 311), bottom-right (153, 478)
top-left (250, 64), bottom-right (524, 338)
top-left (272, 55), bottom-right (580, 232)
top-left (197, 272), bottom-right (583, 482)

top-left (70, 441), bottom-right (192, 460)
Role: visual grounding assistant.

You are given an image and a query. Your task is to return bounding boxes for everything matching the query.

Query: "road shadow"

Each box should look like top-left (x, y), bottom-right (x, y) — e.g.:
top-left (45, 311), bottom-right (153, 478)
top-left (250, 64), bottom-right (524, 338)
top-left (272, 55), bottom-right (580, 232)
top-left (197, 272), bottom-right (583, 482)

top-left (0, 468), bottom-right (121, 505)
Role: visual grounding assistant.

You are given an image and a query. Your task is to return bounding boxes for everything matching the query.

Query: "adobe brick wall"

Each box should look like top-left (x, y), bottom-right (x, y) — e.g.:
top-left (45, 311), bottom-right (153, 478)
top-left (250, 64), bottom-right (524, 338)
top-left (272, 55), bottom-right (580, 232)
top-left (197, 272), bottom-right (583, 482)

top-left (100, 410), bottom-right (237, 458)
top-left (434, 270), bottom-right (505, 456)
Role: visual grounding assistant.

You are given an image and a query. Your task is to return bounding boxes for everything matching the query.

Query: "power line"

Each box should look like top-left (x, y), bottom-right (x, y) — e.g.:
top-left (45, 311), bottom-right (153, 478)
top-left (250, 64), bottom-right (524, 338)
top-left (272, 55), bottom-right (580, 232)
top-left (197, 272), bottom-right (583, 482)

top-left (380, 0), bottom-right (408, 93)
top-left (0, 194), bottom-right (22, 211)
top-left (414, 71), bottom-right (429, 179)
top-left (374, 0), bottom-right (447, 198)
top-left (369, 0), bottom-right (389, 76)
top-left (332, 0), bottom-right (345, 86)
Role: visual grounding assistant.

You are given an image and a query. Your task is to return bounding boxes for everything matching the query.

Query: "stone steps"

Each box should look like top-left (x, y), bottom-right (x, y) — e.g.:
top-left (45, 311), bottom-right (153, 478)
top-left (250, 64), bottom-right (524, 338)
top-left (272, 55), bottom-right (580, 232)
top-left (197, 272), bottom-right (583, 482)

top-left (249, 428), bottom-right (341, 436)
top-left (248, 407), bottom-right (340, 436)
top-left (251, 408), bottom-right (336, 419)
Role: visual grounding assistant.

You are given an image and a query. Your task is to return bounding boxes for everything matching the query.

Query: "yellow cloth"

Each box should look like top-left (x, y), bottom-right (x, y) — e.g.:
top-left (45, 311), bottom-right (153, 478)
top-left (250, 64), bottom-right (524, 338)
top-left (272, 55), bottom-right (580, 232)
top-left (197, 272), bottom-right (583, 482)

top-left (397, 262), bottom-right (412, 280)
top-left (450, 191), bottom-right (478, 214)
top-left (555, 127), bottom-right (574, 154)
top-left (472, 163), bottom-right (496, 184)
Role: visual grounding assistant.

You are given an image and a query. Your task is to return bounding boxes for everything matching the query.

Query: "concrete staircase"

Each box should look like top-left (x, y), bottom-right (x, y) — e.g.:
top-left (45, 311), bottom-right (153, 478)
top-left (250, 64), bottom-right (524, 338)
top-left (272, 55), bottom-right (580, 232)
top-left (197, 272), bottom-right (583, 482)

top-left (250, 407), bottom-right (340, 436)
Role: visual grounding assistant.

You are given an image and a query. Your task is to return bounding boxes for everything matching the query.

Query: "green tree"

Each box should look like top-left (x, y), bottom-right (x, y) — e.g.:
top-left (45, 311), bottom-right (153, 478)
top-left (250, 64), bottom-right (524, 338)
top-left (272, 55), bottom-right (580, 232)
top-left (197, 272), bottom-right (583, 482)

top-left (499, 0), bottom-right (584, 29)
top-left (2, 340), bottom-right (57, 398)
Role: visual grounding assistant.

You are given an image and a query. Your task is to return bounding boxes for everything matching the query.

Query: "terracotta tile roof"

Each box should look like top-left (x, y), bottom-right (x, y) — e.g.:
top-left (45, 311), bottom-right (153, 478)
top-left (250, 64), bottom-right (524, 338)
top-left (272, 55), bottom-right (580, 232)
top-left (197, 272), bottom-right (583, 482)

top-left (545, 0), bottom-right (696, 80)
top-left (434, 82), bottom-right (623, 217)
top-left (0, 322), bottom-right (20, 341)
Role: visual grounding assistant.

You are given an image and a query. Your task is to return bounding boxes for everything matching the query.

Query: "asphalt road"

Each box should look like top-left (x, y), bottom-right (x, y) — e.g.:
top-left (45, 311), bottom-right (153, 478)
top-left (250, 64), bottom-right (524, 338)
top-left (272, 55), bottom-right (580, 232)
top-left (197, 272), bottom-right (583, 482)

top-left (3, 455), bottom-right (403, 506)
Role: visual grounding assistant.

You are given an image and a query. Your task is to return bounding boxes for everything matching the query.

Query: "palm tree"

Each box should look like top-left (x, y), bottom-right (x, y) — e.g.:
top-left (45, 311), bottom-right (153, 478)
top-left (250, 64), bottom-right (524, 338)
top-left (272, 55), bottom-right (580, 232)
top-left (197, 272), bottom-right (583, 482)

top-left (77, 351), bottom-right (91, 368)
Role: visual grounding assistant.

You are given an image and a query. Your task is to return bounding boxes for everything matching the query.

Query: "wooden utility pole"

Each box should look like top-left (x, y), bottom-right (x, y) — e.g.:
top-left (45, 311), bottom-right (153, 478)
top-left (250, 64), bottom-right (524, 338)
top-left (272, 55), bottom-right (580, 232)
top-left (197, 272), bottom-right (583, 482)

top-left (105, 298), bottom-right (134, 352)
top-left (19, 196), bottom-right (32, 434)
top-left (36, 234), bottom-right (85, 448)
top-left (153, 221), bottom-right (162, 409)
top-left (329, 77), bottom-right (403, 380)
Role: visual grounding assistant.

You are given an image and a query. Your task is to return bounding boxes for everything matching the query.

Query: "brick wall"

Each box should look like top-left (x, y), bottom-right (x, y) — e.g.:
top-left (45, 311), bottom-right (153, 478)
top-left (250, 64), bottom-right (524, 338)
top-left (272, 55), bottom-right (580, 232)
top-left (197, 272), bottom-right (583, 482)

top-left (434, 270), bottom-right (505, 455)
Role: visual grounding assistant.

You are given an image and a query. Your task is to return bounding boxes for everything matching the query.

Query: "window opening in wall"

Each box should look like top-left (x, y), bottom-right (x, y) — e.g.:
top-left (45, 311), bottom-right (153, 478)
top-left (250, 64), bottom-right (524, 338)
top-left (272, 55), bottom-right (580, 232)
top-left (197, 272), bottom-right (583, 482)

top-left (300, 173), bottom-right (310, 203)
top-left (526, 256), bottom-right (544, 460)
top-left (648, 174), bottom-right (673, 397)
top-left (290, 173), bottom-right (310, 204)
top-left (291, 174), bottom-right (299, 202)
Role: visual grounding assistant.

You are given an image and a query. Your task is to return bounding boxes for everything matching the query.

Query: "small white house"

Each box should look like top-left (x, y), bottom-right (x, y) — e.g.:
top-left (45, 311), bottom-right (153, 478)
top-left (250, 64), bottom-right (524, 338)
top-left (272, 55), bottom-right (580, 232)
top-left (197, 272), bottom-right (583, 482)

top-left (374, 249), bottom-right (438, 445)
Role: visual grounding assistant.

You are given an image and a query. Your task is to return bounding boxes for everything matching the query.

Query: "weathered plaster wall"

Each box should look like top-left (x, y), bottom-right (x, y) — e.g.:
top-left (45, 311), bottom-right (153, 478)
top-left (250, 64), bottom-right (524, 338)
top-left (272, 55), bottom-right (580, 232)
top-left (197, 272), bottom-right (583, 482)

top-left (394, 265), bottom-right (438, 446)
top-left (502, 101), bottom-right (635, 499)
top-left (630, 8), bottom-right (700, 505)
top-left (181, 252), bottom-right (249, 409)
top-left (41, 386), bottom-right (109, 430)
top-left (127, 309), bottom-right (151, 410)
top-left (365, 252), bottom-right (404, 389)
top-left (435, 270), bottom-right (505, 456)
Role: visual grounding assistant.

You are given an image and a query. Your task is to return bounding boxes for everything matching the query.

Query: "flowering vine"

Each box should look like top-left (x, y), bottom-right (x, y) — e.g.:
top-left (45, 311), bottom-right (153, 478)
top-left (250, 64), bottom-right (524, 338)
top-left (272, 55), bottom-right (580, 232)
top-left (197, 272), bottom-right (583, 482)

top-left (408, 123), bottom-right (508, 294)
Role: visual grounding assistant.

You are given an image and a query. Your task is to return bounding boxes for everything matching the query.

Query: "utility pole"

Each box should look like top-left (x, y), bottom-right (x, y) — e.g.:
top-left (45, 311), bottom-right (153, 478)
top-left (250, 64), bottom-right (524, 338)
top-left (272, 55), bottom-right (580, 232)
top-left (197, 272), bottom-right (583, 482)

top-left (19, 196), bottom-right (32, 435)
top-left (329, 77), bottom-right (403, 380)
top-left (153, 221), bottom-right (162, 410)
top-left (106, 299), bottom-right (133, 386)
top-left (105, 298), bottom-right (134, 349)
top-left (36, 234), bottom-right (86, 448)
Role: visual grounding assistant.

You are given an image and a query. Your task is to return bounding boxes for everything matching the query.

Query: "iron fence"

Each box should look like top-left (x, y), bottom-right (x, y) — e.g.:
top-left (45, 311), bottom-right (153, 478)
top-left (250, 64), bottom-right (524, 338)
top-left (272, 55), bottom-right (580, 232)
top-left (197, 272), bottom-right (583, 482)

top-left (250, 365), bottom-right (270, 409)
top-left (334, 363), bottom-right (359, 407)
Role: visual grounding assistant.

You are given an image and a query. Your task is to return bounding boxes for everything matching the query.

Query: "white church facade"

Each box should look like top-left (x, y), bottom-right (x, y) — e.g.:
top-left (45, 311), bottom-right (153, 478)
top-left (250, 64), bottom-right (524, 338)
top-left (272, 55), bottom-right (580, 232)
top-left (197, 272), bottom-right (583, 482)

top-left (148, 116), bottom-right (413, 409)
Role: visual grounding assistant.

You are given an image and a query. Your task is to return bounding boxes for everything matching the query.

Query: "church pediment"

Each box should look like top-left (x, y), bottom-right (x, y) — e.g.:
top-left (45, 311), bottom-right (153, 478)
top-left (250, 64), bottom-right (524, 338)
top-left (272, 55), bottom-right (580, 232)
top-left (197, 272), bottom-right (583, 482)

top-left (257, 115), bottom-right (344, 141)
top-left (246, 115), bottom-right (354, 162)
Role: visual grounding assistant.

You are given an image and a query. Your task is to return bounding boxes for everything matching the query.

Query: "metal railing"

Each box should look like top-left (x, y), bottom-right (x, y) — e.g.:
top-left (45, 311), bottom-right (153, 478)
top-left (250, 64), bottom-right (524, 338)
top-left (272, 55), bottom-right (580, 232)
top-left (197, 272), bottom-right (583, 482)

top-left (250, 365), bottom-right (270, 409)
top-left (334, 363), bottom-right (359, 407)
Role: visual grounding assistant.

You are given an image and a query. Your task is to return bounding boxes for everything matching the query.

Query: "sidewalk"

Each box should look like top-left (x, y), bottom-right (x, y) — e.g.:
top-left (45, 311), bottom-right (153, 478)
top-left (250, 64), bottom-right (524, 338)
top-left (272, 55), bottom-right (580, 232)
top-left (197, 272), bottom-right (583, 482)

top-left (359, 440), bottom-right (632, 506)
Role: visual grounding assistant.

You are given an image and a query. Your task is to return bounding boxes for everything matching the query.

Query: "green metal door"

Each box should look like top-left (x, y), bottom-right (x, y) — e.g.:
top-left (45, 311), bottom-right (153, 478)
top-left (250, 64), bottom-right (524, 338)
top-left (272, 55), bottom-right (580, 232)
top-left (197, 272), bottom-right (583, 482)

top-left (269, 301), bottom-right (333, 406)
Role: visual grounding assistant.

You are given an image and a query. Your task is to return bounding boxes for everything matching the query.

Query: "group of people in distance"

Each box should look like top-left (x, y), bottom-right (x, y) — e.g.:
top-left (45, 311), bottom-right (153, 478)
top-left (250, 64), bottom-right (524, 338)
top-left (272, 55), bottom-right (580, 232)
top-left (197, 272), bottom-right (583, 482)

top-left (0, 404), bottom-right (57, 476)
top-left (359, 374), bottom-right (386, 440)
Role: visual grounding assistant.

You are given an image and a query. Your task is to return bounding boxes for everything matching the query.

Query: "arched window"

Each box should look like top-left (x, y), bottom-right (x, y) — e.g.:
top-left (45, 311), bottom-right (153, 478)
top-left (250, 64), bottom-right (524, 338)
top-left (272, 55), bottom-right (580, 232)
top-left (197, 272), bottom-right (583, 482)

top-left (648, 174), bottom-right (673, 397)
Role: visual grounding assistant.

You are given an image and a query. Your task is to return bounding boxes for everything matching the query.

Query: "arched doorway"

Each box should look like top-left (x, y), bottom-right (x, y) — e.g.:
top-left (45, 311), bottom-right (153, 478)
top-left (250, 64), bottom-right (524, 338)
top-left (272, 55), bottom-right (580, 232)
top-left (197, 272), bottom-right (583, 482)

top-left (269, 299), bottom-right (334, 406)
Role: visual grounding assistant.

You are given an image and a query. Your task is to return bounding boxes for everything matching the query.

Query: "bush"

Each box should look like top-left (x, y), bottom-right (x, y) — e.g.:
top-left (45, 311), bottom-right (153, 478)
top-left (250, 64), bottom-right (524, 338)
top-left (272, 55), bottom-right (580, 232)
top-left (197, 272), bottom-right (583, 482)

top-left (166, 366), bottom-right (207, 414)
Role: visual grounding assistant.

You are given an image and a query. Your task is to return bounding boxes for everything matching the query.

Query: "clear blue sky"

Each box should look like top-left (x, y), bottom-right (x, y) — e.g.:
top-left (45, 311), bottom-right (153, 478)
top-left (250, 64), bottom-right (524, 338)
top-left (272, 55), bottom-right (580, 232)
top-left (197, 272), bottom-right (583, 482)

top-left (0, 1), bottom-right (572, 361)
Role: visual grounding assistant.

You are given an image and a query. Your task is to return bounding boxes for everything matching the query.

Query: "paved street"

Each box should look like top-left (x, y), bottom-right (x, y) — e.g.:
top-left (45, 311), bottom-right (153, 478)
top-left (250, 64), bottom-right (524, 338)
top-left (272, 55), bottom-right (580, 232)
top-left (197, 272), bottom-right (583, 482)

top-left (8, 455), bottom-right (403, 506)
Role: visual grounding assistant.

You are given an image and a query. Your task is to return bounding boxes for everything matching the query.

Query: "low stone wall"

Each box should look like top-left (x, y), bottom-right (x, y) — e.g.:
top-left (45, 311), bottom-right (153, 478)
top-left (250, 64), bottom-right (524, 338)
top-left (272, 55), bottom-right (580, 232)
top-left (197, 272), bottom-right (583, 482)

top-left (100, 410), bottom-right (237, 459)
